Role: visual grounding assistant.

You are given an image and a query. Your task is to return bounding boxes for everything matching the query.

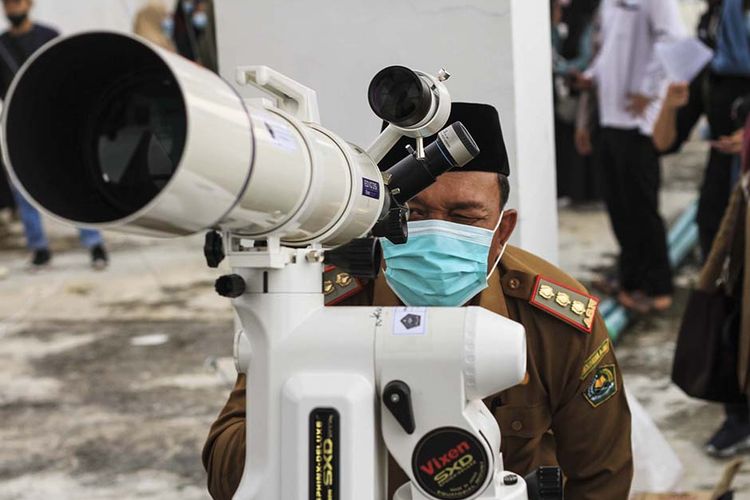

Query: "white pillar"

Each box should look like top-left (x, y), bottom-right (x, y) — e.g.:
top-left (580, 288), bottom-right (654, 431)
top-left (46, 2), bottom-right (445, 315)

top-left (215, 0), bottom-right (558, 263)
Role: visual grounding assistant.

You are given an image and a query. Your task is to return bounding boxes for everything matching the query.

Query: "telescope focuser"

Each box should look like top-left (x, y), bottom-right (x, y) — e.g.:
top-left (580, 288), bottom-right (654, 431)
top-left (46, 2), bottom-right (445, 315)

top-left (383, 122), bottom-right (480, 206)
top-left (371, 203), bottom-right (408, 245)
top-left (323, 238), bottom-right (382, 279)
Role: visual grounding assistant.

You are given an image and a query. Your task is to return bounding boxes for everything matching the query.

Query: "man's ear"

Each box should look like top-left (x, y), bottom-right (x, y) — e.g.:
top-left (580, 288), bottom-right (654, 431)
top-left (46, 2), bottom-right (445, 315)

top-left (488, 209), bottom-right (517, 270)
top-left (497, 209), bottom-right (517, 247)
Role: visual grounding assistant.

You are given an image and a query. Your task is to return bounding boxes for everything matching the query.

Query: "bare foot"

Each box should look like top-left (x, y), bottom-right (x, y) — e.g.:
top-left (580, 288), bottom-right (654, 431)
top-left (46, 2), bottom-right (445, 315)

top-left (650, 295), bottom-right (673, 312)
top-left (592, 275), bottom-right (620, 296)
top-left (617, 291), bottom-right (651, 314)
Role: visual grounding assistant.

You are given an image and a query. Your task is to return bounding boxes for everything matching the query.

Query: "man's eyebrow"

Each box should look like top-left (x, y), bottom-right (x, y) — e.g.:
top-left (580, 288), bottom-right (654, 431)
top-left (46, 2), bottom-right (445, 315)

top-left (447, 201), bottom-right (488, 212)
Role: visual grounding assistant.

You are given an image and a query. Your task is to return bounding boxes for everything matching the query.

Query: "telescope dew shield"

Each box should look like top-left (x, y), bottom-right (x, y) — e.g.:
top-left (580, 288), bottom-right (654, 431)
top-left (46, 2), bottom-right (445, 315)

top-left (1, 32), bottom-right (385, 246)
top-left (2, 32), bottom-right (254, 237)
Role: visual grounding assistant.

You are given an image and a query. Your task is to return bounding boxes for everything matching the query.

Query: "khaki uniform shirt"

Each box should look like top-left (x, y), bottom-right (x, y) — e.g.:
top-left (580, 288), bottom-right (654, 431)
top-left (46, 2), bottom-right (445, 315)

top-left (202, 246), bottom-right (633, 499)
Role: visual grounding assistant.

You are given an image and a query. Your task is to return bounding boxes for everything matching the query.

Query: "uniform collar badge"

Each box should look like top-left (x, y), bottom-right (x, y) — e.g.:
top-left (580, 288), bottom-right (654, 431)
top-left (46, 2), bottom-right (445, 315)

top-left (529, 275), bottom-right (598, 334)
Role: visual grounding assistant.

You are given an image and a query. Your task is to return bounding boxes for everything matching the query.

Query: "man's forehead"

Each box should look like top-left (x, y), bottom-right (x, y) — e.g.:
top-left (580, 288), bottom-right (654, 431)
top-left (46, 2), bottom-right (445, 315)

top-left (412, 171), bottom-right (500, 208)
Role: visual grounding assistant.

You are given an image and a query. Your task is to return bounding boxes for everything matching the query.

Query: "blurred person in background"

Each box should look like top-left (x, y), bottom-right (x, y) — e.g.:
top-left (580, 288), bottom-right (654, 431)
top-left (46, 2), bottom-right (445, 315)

top-left (695, 97), bottom-right (750, 458)
top-left (697, 0), bottom-right (750, 258)
top-left (0, 0), bottom-right (108, 269)
top-left (655, 81), bottom-right (750, 458)
top-left (579, 0), bottom-right (685, 314)
top-left (652, 1), bottom-right (750, 456)
top-left (551, 0), bottom-right (602, 207)
top-left (650, 0), bottom-right (722, 157)
top-left (0, 165), bottom-right (15, 232)
top-left (134, 0), bottom-right (175, 52)
top-left (173, 0), bottom-right (217, 72)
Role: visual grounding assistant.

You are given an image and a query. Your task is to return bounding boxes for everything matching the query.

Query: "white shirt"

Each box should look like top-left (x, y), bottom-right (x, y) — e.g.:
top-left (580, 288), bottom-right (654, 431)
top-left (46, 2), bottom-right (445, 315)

top-left (586, 0), bottom-right (686, 136)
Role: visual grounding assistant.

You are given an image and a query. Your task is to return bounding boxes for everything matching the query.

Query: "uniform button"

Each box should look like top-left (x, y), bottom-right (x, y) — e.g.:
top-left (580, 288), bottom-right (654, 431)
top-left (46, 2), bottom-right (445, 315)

top-left (508, 278), bottom-right (521, 290)
top-left (511, 420), bottom-right (523, 432)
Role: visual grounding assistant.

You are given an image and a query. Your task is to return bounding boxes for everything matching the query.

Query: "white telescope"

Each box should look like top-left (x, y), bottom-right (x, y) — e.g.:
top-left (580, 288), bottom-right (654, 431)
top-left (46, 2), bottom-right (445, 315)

top-left (2, 31), bottom-right (559, 500)
top-left (2, 32), bottom-right (477, 249)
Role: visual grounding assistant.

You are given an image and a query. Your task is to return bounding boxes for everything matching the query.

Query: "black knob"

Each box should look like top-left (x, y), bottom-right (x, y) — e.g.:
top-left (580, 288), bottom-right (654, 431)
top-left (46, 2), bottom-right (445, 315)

top-left (383, 380), bottom-right (416, 434)
top-left (372, 205), bottom-right (408, 245)
top-left (215, 274), bottom-right (246, 298)
top-left (204, 231), bottom-right (225, 268)
top-left (503, 474), bottom-right (519, 486)
top-left (525, 467), bottom-right (563, 500)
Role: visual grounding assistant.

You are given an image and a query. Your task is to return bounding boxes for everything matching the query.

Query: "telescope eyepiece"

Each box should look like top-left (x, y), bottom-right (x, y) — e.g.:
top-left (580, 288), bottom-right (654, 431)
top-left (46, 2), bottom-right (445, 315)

top-left (368, 66), bottom-right (433, 128)
top-left (384, 122), bottom-right (480, 205)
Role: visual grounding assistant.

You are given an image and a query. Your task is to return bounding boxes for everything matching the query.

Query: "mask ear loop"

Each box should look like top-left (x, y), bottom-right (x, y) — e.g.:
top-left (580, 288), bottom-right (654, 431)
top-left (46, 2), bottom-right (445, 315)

top-left (486, 211), bottom-right (506, 281)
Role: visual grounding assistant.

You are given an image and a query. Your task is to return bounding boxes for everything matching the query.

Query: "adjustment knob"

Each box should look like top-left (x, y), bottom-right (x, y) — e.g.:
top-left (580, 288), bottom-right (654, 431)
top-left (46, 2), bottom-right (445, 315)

top-left (525, 466), bottom-right (563, 500)
top-left (383, 380), bottom-right (416, 434)
top-left (204, 231), bottom-right (225, 268)
top-left (215, 274), bottom-right (246, 298)
top-left (372, 206), bottom-right (408, 245)
top-left (323, 238), bottom-right (382, 279)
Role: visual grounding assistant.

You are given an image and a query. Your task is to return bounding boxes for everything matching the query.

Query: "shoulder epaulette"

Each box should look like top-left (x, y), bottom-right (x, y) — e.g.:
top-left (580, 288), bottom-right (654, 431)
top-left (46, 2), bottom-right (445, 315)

top-left (528, 275), bottom-right (598, 334)
top-left (323, 266), bottom-right (364, 306)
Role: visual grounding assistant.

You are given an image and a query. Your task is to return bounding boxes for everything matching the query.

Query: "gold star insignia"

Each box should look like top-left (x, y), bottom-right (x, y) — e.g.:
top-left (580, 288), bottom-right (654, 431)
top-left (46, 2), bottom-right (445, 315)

top-left (335, 273), bottom-right (353, 287)
top-left (539, 284), bottom-right (555, 300)
top-left (555, 292), bottom-right (572, 308)
top-left (571, 300), bottom-right (586, 316)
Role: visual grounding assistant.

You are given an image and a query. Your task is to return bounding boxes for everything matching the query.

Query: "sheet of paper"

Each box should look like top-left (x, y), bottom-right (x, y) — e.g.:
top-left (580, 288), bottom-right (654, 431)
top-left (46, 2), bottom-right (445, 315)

top-left (656, 37), bottom-right (714, 83)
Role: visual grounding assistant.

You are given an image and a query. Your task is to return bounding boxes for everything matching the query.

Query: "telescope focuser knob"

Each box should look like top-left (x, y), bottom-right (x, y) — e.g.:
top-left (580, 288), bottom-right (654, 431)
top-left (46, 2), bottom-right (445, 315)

top-left (215, 274), bottom-right (246, 299)
top-left (525, 466), bottom-right (563, 500)
top-left (323, 238), bottom-right (382, 279)
top-left (372, 206), bottom-right (408, 245)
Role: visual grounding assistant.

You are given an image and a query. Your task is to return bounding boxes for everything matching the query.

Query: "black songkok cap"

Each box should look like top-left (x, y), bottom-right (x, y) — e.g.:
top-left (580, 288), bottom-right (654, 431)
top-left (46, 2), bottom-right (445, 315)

top-left (378, 102), bottom-right (510, 176)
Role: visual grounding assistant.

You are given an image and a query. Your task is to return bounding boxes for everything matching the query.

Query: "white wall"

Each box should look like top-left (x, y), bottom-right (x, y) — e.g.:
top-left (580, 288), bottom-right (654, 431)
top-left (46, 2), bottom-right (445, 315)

top-left (215, 0), bottom-right (559, 263)
top-left (24, 0), bottom-right (170, 35)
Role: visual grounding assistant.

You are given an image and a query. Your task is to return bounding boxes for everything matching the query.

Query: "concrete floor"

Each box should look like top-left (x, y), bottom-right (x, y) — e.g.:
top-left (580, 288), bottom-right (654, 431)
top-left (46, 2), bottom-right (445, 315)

top-left (0, 138), bottom-right (747, 498)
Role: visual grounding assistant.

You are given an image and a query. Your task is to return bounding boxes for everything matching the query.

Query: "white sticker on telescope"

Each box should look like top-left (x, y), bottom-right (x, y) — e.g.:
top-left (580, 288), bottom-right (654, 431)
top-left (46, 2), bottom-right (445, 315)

top-left (393, 307), bottom-right (427, 336)
top-left (263, 120), bottom-right (298, 152)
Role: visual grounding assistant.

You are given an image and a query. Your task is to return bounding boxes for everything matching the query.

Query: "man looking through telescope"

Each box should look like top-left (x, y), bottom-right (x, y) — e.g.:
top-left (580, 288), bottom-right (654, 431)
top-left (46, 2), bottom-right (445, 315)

top-left (203, 103), bottom-right (634, 499)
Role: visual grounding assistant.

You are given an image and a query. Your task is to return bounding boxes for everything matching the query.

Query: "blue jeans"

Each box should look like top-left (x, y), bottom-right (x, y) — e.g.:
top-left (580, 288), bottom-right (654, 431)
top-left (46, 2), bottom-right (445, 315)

top-left (12, 189), bottom-right (103, 251)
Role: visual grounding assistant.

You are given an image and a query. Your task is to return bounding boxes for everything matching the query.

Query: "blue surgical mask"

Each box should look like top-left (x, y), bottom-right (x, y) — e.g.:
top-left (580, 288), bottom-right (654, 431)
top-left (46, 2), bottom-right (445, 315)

top-left (192, 11), bottom-right (208, 30)
top-left (161, 18), bottom-right (175, 38)
top-left (181, 0), bottom-right (195, 15)
top-left (381, 217), bottom-right (505, 307)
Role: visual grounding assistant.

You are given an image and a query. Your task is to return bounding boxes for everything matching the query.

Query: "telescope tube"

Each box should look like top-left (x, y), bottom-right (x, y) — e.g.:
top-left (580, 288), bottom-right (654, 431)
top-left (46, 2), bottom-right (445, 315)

top-left (1, 32), bottom-right (385, 247)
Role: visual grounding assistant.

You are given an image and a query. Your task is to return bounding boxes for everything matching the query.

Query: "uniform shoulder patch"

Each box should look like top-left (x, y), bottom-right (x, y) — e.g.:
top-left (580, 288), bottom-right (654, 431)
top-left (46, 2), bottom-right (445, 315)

top-left (583, 364), bottom-right (618, 408)
top-left (323, 266), bottom-right (364, 306)
top-left (580, 338), bottom-right (611, 380)
top-left (529, 275), bottom-right (598, 334)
